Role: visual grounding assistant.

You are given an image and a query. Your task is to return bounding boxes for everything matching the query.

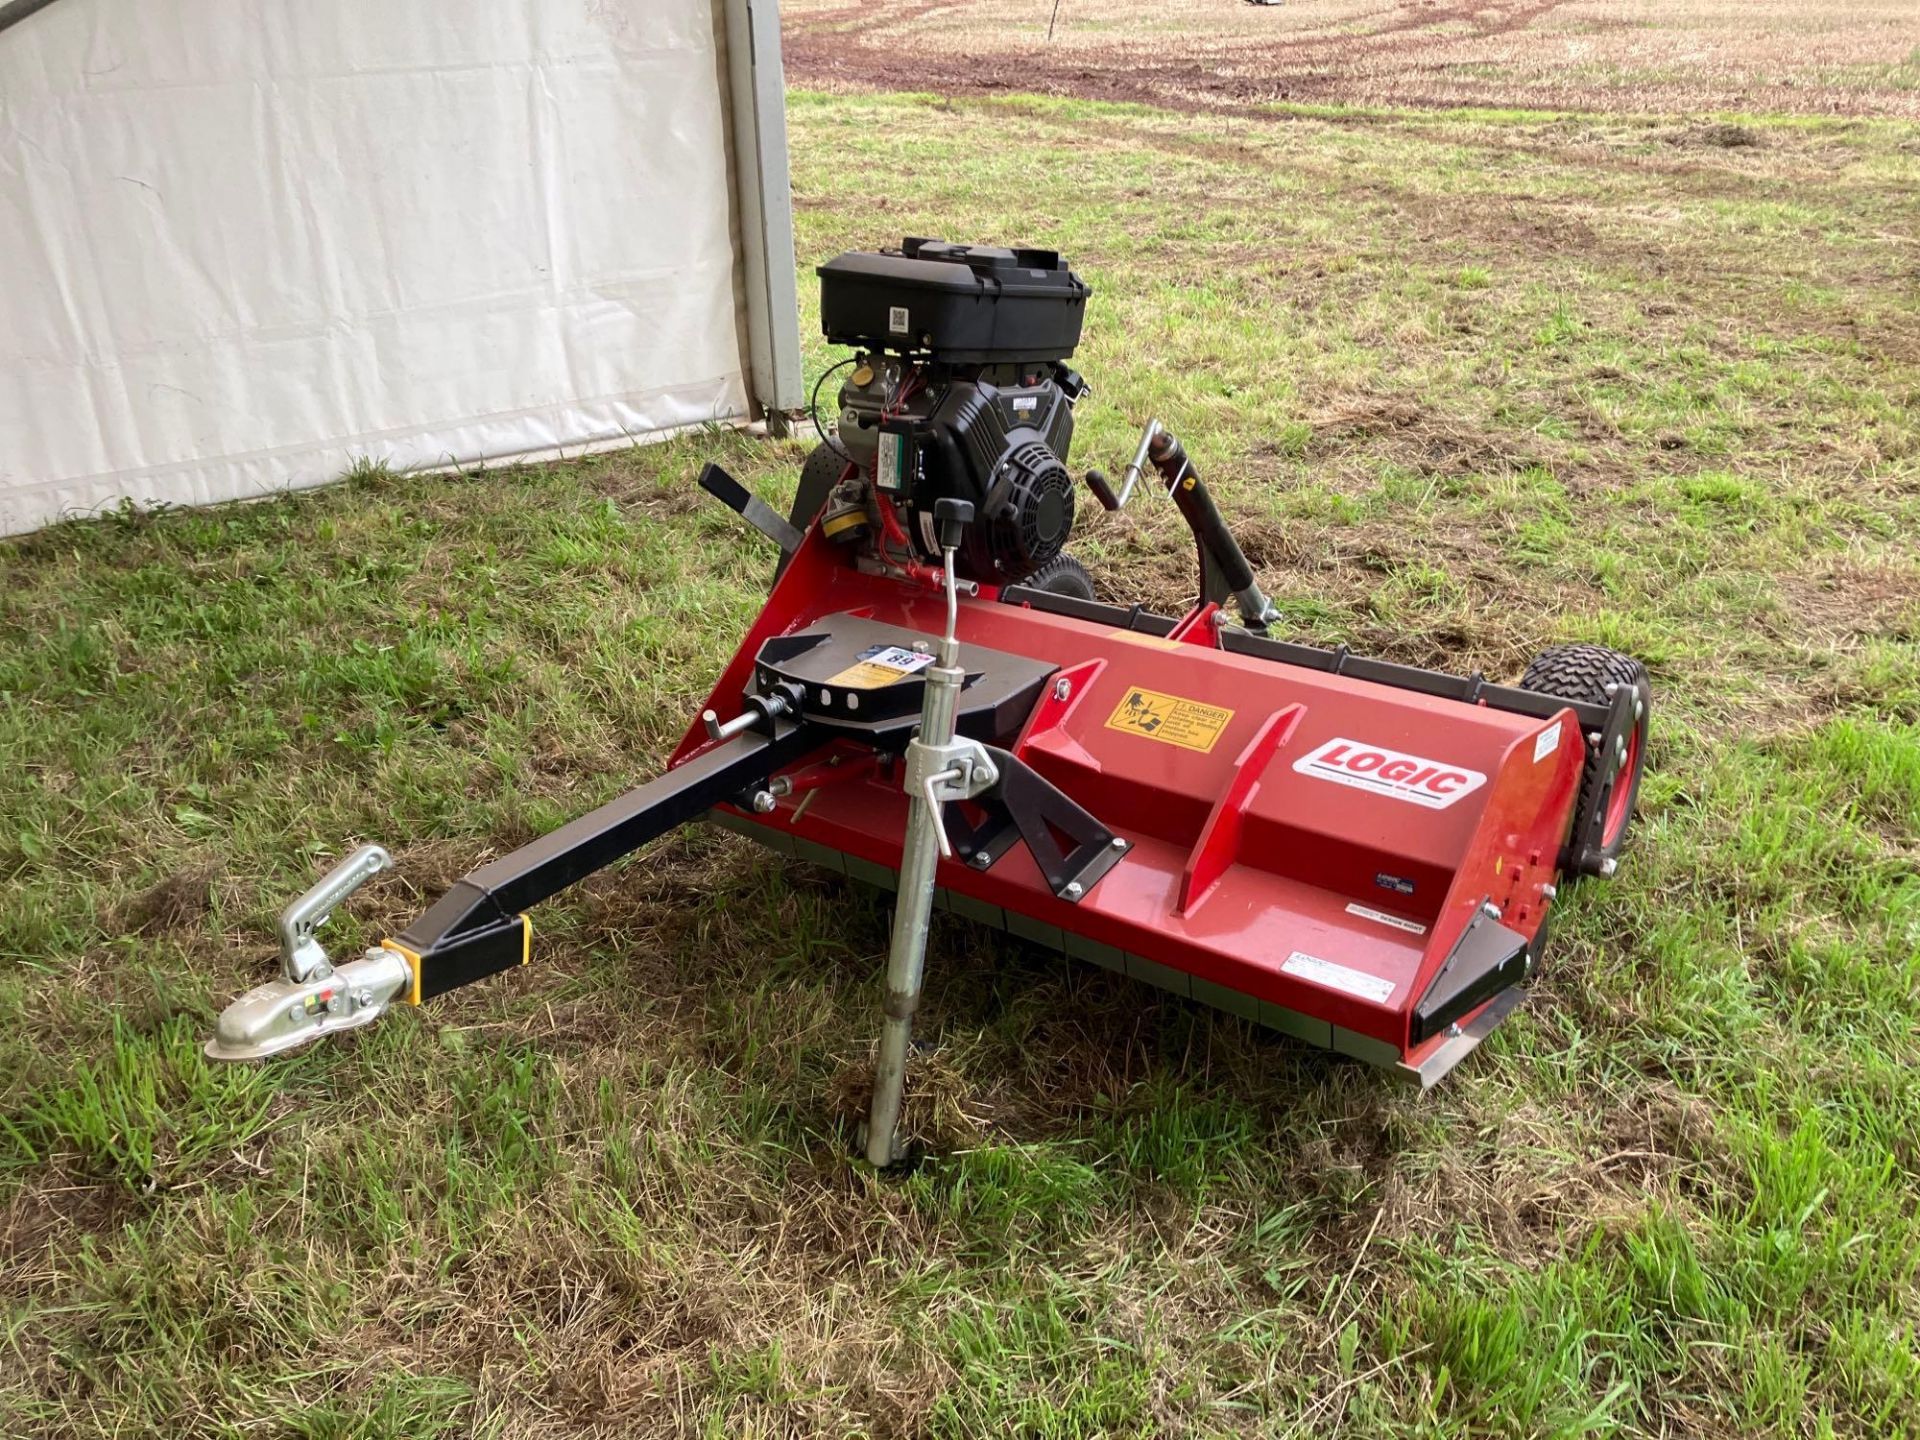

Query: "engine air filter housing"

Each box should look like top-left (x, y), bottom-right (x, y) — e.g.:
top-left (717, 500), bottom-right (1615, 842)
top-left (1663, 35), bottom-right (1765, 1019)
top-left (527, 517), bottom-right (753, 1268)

top-left (819, 237), bottom-right (1090, 363)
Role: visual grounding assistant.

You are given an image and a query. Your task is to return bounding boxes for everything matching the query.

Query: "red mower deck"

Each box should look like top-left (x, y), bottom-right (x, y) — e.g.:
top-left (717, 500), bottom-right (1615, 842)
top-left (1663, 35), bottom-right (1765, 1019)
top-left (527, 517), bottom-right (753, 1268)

top-left (696, 531), bottom-right (1584, 1085)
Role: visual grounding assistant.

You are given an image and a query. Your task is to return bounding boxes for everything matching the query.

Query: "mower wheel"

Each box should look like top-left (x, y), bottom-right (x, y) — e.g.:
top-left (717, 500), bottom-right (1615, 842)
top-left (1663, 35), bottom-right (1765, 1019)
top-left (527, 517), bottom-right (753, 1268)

top-left (1520, 644), bottom-right (1651, 877)
top-left (1023, 553), bottom-right (1096, 601)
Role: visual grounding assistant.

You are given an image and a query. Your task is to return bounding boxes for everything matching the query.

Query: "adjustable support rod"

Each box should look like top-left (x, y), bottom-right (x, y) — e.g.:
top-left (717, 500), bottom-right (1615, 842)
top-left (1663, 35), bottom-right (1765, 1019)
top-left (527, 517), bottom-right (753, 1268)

top-left (1148, 427), bottom-right (1278, 632)
top-left (866, 497), bottom-right (979, 1168)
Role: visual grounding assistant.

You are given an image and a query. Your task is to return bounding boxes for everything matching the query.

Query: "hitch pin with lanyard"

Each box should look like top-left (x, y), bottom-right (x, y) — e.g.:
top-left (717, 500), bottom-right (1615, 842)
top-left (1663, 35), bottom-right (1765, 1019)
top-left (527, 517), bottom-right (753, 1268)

top-left (1112, 417), bottom-right (1163, 508)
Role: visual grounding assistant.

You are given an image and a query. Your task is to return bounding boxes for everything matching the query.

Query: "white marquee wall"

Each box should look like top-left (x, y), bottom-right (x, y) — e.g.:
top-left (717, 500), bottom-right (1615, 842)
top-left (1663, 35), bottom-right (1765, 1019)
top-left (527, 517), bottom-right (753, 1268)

top-left (0, 0), bottom-right (797, 534)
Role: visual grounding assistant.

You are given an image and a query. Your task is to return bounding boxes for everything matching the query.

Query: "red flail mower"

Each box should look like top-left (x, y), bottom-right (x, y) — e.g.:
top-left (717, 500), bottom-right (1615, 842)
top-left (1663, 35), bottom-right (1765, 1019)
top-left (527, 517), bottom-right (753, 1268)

top-left (209, 240), bottom-right (1650, 1166)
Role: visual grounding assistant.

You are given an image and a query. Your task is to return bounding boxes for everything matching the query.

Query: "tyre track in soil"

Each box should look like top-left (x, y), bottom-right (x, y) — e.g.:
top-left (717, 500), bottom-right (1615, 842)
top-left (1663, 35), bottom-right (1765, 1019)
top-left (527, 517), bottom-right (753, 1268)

top-left (783, 0), bottom-right (1580, 113)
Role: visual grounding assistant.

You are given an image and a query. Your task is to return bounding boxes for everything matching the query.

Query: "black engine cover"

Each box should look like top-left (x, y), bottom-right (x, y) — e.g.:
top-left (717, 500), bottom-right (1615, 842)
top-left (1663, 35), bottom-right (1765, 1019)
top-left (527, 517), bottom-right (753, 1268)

top-left (906, 372), bottom-right (1076, 585)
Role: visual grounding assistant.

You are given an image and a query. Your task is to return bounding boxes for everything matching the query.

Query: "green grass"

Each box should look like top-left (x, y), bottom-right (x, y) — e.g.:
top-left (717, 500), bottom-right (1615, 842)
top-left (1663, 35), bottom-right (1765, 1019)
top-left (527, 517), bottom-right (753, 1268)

top-left (3, 89), bottom-right (1918, 1437)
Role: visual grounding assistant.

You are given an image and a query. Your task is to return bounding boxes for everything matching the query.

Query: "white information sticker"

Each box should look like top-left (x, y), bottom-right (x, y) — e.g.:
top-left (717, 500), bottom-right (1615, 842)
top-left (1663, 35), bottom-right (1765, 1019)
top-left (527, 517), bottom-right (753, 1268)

top-left (1345, 903), bottom-right (1427, 936)
top-left (824, 643), bottom-right (937, 690)
top-left (859, 645), bottom-right (935, 675)
top-left (1282, 950), bottom-right (1396, 1004)
top-left (888, 305), bottom-right (910, 334)
top-left (1533, 720), bottom-right (1563, 764)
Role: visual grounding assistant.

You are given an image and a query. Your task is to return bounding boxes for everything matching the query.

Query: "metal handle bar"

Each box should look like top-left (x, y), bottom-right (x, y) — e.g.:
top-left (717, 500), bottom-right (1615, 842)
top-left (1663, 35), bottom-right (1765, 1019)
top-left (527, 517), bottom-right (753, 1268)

top-left (277, 843), bottom-right (392, 983)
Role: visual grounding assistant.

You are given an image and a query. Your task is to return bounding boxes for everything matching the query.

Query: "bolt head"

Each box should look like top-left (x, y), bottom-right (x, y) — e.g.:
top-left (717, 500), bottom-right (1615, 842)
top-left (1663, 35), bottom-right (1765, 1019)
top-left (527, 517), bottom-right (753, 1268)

top-left (751, 790), bottom-right (776, 814)
top-left (1064, 882), bottom-right (1084, 899)
top-left (1110, 836), bottom-right (1127, 850)
top-left (1599, 857), bottom-right (1618, 877)
top-left (1053, 678), bottom-right (1072, 702)
top-left (971, 764), bottom-right (991, 784)
top-left (971, 852), bottom-right (991, 868)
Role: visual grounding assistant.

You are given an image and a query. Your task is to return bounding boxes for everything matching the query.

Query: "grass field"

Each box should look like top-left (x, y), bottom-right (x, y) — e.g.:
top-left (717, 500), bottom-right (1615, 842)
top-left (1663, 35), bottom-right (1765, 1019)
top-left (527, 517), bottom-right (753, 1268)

top-left (5, 20), bottom-right (1920, 1440)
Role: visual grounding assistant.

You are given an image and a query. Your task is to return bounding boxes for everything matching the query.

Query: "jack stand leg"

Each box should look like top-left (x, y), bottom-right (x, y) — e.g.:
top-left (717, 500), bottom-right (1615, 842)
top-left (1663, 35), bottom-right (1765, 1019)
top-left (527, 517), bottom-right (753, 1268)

top-left (865, 497), bottom-right (987, 1169)
top-left (865, 660), bottom-right (962, 1167)
top-left (865, 753), bottom-right (946, 1168)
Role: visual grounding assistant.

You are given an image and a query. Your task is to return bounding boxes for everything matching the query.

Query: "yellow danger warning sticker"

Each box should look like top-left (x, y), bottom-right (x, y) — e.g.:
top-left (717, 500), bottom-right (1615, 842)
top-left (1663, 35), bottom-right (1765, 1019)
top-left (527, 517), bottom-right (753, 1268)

top-left (826, 643), bottom-right (935, 690)
top-left (1103, 686), bottom-right (1234, 753)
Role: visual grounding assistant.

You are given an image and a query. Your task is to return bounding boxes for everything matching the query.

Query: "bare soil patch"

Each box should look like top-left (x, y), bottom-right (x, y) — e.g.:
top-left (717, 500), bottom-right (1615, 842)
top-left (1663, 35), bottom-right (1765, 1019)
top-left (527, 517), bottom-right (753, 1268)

top-left (785, 0), bottom-right (1920, 118)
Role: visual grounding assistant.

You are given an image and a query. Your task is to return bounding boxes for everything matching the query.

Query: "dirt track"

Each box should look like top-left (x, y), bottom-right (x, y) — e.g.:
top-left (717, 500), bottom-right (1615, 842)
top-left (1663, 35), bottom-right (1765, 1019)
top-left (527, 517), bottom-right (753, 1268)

top-left (783, 0), bottom-right (1920, 117)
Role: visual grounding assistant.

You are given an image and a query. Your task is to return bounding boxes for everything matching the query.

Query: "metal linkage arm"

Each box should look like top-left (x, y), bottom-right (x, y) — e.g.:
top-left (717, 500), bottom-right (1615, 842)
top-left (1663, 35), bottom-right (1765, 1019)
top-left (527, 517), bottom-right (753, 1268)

top-left (389, 721), bottom-right (823, 1001)
top-left (209, 719), bottom-right (821, 1061)
top-left (1147, 427), bottom-right (1278, 632)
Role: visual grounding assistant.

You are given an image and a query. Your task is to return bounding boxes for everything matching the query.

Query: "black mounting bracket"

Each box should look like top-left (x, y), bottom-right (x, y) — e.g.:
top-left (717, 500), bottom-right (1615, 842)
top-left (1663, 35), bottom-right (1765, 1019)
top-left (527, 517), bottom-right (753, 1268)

top-left (1409, 905), bottom-right (1531, 1044)
top-left (941, 746), bottom-right (1128, 901)
top-left (1564, 678), bottom-right (1643, 877)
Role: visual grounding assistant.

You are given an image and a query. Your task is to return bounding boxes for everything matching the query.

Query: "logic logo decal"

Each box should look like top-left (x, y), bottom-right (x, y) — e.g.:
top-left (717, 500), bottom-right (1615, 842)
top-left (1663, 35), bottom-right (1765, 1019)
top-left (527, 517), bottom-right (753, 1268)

top-left (1292, 738), bottom-right (1487, 809)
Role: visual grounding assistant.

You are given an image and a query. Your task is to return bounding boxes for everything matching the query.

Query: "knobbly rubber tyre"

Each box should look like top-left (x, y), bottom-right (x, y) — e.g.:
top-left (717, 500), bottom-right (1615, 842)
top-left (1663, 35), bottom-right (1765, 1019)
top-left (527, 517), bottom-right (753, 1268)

top-left (1520, 643), bottom-right (1651, 875)
top-left (1022, 552), bottom-right (1096, 601)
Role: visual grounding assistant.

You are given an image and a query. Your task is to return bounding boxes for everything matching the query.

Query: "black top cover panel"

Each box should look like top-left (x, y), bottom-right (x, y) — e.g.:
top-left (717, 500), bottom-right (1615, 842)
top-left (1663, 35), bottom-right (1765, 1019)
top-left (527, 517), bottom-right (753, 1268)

top-left (819, 238), bottom-right (1090, 363)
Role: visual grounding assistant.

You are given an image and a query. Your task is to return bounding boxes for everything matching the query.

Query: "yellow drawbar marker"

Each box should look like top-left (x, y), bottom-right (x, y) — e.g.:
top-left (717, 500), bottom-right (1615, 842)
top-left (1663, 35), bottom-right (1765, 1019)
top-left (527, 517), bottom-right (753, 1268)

top-left (384, 937), bottom-right (424, 1006)
top-left (382, 919), bottom-right (526, 1007)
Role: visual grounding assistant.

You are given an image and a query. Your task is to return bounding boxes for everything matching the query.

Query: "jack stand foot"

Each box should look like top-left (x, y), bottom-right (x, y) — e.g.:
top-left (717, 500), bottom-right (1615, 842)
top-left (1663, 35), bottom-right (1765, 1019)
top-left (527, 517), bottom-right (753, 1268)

top-left (853, 1120), bottom-right (927, 1176)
